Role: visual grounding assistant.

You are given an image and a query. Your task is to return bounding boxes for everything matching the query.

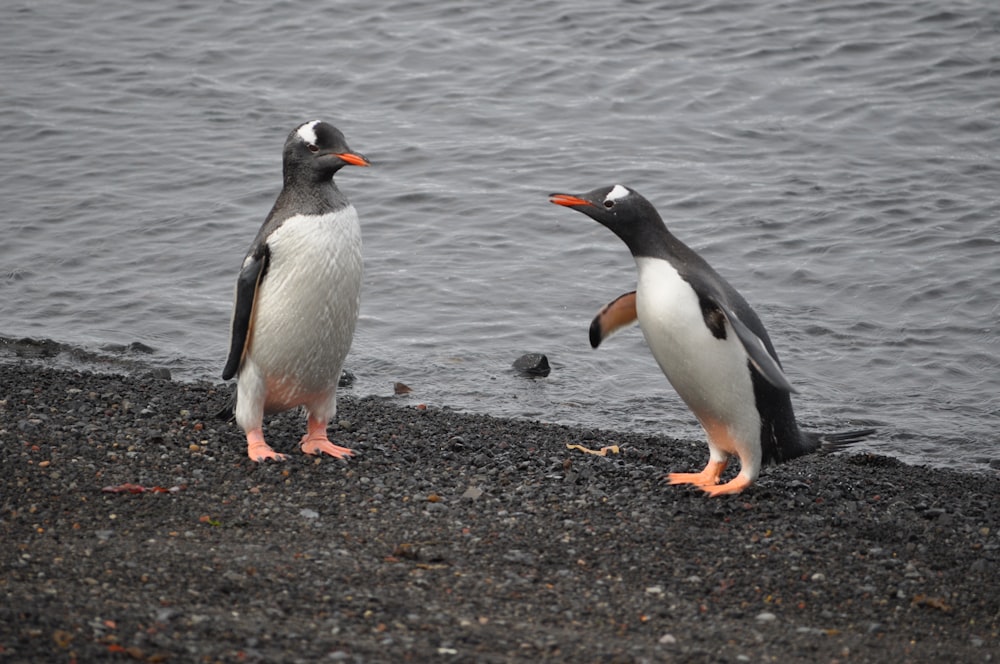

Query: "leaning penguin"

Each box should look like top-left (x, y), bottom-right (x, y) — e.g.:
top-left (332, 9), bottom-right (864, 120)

top-left (550, 185), bottom-right (873, 496)
top-left (222, 120), bottom-right (369, 462)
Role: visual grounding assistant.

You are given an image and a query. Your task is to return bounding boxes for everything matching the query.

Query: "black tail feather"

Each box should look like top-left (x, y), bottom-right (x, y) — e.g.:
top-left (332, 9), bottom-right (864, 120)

top-left (807, 428), bottom-right (876, 455)
top-left (215, 384), bottom-right (237, 422)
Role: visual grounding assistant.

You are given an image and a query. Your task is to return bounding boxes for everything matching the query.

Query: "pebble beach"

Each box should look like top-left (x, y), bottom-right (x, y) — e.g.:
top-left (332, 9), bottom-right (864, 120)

top-left (2, 361), bottom-right (997, 663)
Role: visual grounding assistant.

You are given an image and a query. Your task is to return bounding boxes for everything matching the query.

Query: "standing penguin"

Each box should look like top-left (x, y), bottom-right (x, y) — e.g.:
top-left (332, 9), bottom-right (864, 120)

top-left (223, 120), bottom-right (369, 462)
top-left (550, 185), bottom-right (872, 495)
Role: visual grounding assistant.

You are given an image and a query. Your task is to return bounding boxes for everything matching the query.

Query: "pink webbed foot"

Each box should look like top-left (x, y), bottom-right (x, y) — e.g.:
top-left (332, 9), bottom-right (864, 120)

top-left (246, 428), bottom-right (287, 462)
top-left (700, 474), bottom-right (753, 497)
top-left (299, 418), bottom-right (354, 459)
top-left (668, 459), bottom-right (727, 487)
top-left (300, 436), bottom-right (355, 458)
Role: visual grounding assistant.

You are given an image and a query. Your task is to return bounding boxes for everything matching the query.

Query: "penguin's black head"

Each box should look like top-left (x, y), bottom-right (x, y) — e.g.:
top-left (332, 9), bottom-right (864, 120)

top-left (550, 185), bottom-right (668, 255)
top-left (283, 120), bottom-right (370, 182)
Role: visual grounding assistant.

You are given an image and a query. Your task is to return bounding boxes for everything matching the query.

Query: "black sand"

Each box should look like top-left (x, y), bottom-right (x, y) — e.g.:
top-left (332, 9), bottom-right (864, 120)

top-left (2, 362), bottom-right (997, 663)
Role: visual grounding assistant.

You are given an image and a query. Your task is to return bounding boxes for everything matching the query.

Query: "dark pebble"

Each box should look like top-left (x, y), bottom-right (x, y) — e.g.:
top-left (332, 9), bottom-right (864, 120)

top-left (338, 368), bottom-right (355, 388)
top-left (128, 341), bottom-right (156, 354)
top-left (512, 353), bottom-right (551, 377)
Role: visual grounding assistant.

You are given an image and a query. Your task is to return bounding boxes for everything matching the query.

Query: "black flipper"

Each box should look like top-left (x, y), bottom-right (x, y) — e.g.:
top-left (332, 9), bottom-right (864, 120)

top-left (717, 302), bottom-right (797, 394)
top-left (222, 245), bottom-right (268, 380)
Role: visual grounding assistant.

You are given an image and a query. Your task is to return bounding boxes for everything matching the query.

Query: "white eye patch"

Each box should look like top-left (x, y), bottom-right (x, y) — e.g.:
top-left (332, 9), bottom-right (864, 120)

top-left (296, 120), bottom-right (321, 146)
top-left (605, 184), bottom-right (630, 203)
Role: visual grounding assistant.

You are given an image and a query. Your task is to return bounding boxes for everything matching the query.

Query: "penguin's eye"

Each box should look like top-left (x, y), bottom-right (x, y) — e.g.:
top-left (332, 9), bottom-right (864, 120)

top-left (603, 199), bottom-right (615, 208)
top-left (307, 143), bottom-right (319, 153)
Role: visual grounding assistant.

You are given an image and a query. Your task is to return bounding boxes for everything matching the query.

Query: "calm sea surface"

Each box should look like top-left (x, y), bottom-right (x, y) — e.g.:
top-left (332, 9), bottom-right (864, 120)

top-left (2, 1), bottom-right (998, 472)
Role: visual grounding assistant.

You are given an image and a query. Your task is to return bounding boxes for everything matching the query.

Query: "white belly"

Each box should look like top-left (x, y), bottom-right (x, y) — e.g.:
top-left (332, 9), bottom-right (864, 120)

top-left (248, 208), bottom-right (362, 408)
top-left (634, 257), bottom-right (760, 454)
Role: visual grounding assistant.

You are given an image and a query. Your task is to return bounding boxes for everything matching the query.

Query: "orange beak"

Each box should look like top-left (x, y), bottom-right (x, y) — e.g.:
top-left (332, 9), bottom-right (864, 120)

top-left (335, 152), bottom-right (371, 167)
top-left (549, 193), bottom-right (592, 208)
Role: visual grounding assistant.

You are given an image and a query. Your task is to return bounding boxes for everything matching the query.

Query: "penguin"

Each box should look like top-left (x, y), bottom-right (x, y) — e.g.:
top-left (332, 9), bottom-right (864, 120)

top-left (550, 184), bottom-right (873, 496)
top-left (222, 120), bottom-right (370, 462)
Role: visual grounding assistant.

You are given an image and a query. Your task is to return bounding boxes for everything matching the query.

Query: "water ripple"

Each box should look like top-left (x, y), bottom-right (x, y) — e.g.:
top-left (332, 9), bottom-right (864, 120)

top-left (1, 0), bottom-right (998, 471)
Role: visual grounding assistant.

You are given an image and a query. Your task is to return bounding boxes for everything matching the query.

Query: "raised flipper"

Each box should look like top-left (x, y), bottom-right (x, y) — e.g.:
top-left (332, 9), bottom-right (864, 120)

top-left (222, 245), bottom-right (269, 380)
top-left (589, 291), bottom-right (637, 349)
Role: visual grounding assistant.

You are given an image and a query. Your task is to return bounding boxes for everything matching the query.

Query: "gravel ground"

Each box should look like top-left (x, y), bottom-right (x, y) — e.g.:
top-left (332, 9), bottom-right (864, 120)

top-left (1, 362), bottom-right (998, 663)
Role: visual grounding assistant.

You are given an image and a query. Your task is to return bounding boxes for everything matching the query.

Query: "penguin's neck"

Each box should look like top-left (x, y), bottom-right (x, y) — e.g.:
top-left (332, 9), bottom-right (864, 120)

top-left (275, 178), bottom-right (348, 218)
top-left (620, 222), bottom-right (703, 277)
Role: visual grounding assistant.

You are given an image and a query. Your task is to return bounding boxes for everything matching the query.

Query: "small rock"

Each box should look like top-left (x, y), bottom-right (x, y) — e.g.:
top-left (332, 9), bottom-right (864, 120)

top-left (461, 486), bottom-right (483, 500)
top-left (503, 550), bottom-right (536, 566)
top-left (755, 612), bottom-right (777, 623)
top-left (143, 368), bottom-right (172, 381)
top-left (128, 341), bottom-right (155, 354)
top-left (338, 369), bottom-right (355, 388)
top-left (155, 608), bottom-right (180, 623)
top-left (795, 627), bottom-right (827, 636)
top-left (394, 382), bottom-right (413, 395)
top-left (512, 353), bottom-right (550, 377)
top-left (658, 633), bottom-right (677, 645)
top-left (300, 509), bottom-right (320, 519)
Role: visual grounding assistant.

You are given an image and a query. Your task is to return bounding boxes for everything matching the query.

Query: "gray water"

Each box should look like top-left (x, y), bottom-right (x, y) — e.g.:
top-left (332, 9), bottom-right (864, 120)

top-left (2, 0), bottom-right (998, 472)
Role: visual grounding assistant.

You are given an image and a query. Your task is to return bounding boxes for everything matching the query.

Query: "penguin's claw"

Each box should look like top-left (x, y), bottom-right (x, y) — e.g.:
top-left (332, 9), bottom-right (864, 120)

top-left (668, 460), bottom-right (727, 487)
top-left (253, 451), bottom-right (289, 462)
